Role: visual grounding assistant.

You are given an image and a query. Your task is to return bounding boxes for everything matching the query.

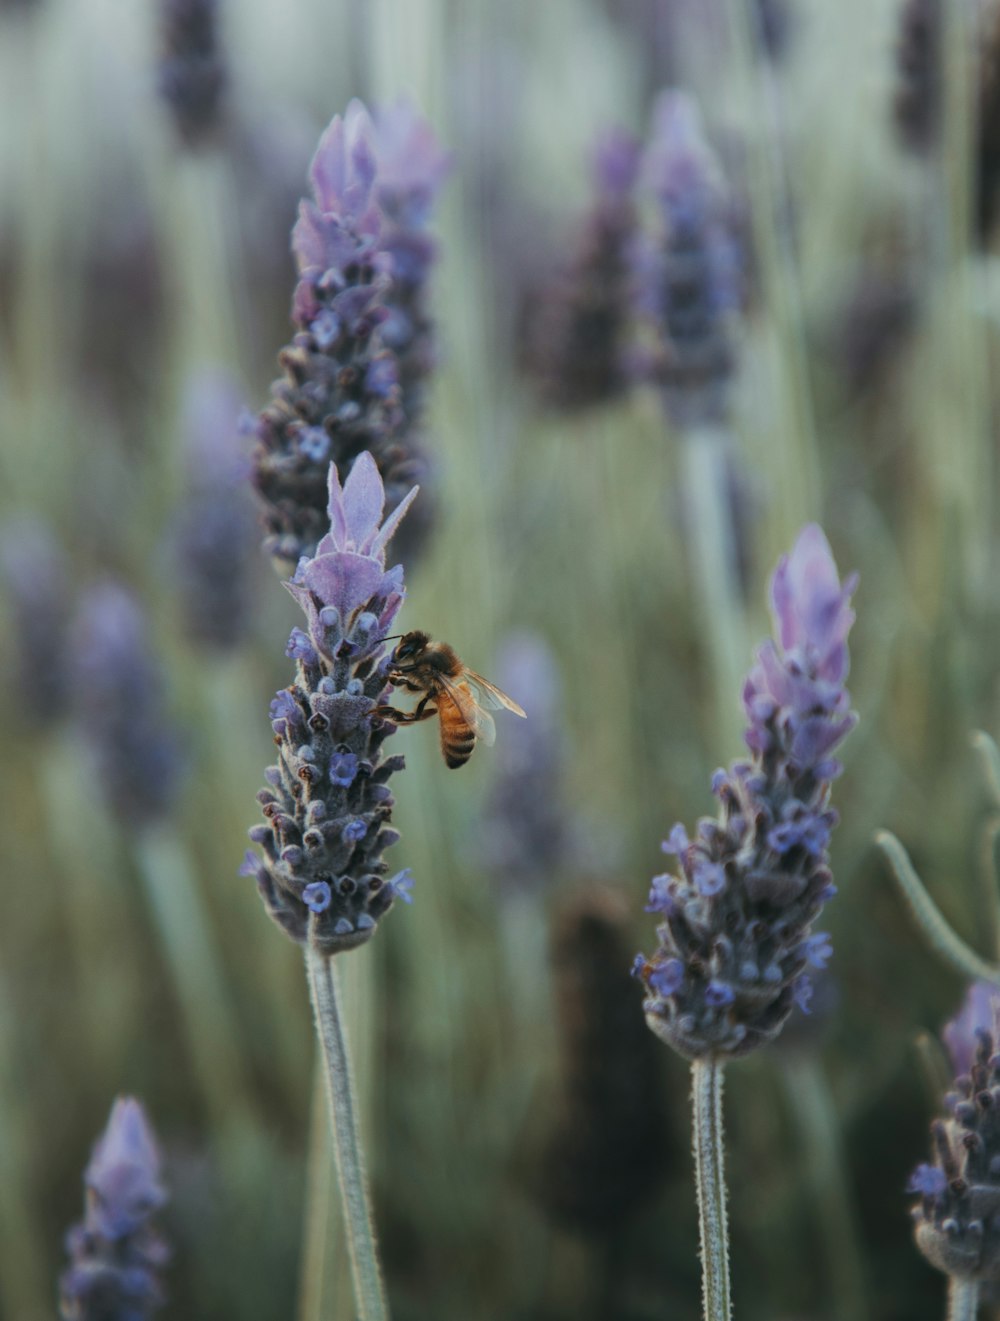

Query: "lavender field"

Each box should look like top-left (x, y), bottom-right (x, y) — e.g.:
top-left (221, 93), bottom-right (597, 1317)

top-left (2, 0), bottom-right (1000, 1318)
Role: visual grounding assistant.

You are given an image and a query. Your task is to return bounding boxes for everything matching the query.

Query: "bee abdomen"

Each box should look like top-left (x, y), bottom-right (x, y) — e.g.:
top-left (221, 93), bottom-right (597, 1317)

top-left (440, 701), bottom-right (476, 768)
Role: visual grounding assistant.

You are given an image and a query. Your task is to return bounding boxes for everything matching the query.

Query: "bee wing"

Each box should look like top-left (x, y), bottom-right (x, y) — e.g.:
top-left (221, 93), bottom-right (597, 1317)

top-left (461, 670), bottom-right (527, 718)
top-left (437, 672), bottom-right (498, 746)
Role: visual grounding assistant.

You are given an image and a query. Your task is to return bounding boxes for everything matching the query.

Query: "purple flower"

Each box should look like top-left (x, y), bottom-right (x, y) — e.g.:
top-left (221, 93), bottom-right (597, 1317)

top-left (157, 0), bottom-right (226, 148)
top-left (910, 985), bottom-right (1000, 1281)
top-left (251, 99), bottom-right (447, 574)
top-left (942, 980), bottom-right (1000, 1077)
top-left (169, 371), bottom-right (260, 652)
top-left (635, 91), bottom-right (741, 428)
top-left (0, 518), bottom-right (72, 728)
top-left (529, 126), bottom-right (640, 412)
top-left (638, 526), bottom-right (857, 1060)
top-left (73, 585), bottom-right (183, 828)
top-left (60, 1097), bottom-right (169, 1320)
top-left (245, 454), bottom-right (417, 954)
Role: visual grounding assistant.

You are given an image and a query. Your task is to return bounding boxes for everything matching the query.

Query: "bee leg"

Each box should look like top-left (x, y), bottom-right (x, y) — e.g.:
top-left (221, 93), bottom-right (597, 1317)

top-left (373, 695), bottom-right (439, 724)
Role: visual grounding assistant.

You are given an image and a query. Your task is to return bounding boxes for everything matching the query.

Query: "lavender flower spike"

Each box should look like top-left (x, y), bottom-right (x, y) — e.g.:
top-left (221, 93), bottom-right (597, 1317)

top-left (251, 99), bottom-right (446, 574)
top-left (636, 525), bottom-right (858, 1058)
top-left (636, 91), bottom-right (741, 428)
top-left (910, 982), bottom-right (1000, 1283)
top-left (60, 1097), bottom-right (169, 1320)
top-left (242, 451), bottom-right (418, 954)
top-left (157, 0), bottom-right (227, 149)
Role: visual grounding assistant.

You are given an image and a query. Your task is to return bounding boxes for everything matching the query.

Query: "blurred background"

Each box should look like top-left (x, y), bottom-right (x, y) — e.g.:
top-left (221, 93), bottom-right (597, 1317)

top-left (2, 0), bottom-right (999, 1317)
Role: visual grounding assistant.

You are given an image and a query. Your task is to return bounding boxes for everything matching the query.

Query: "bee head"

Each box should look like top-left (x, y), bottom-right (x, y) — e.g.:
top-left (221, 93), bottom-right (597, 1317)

top-left (392, 630), bottom-right (430, 663)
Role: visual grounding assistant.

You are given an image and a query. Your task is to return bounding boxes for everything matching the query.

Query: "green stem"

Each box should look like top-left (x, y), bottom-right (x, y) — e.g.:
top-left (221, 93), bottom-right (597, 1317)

top-left (875, 831), bottom-right (1000, 985)
top-left (946, 1278), bottom-right (979, 1321)
top-left (305, 939), bottom-right (388, 1321)
top-left (691, 1057), bottom-right (732, 1321)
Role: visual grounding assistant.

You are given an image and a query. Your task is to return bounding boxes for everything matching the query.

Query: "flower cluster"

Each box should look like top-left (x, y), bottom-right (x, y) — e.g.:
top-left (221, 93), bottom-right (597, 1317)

top-left (0, 518), bottom-right (71, 729)
top-left (157, 0), bottom-right (227, 148)
top-left (250, 100), bottom-right (448, 574)
top-left (60, 1097), bottom-right (169, 1321)
top-left (636, 91), bottom-right (741, 428)
top-left (241, 452), bottom-right (416, 954)
top-left (530, 128), bottom-right (640, 411)
top-left (635, 525), bottom-right (857, 1058)
top-left (910, 982), bottom-right (1000, 1282)
top-left (73, 585), bottom-right (183, 828)
top-left (170, 371), bottom-right (260, 652)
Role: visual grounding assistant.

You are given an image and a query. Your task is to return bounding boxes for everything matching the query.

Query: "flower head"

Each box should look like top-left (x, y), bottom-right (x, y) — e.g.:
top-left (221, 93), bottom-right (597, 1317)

top-left (157, 0), bottom-right (227, 148)
top-left (636, 91), bottom-right (741, 427)
top-left (0, 518), bottom-right (72, 728)
top-left (244, 453), bottom-right (417, 954)
top-left (170, 371), bottom-right (260, 651)
top-left (251, 99), bottom-right (447, 574)
top-left (60, 1097), bottom-right (169, 1320)
top-left (636, 525), bottom-right (857, 1059)
top-left (910, 982), bottom-right (1000, 1282)
top-left (73, 585), bottom-right (183, 827)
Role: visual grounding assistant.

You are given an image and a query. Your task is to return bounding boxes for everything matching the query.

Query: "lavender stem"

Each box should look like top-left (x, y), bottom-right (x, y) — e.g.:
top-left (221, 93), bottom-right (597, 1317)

top-left (876, 830), bottom-right (1000, 985)
top-left (947, 1279), bottom-right (979, 1321)
top-left (305, 938), bottom-right (388, 1321)
top-left (692, 1057), bottom-right (732, 1321)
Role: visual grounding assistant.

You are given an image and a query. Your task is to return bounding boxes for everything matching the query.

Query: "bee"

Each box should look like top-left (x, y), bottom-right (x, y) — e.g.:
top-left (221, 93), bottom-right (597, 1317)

top-left (375, 630), bottom-right (527, 768)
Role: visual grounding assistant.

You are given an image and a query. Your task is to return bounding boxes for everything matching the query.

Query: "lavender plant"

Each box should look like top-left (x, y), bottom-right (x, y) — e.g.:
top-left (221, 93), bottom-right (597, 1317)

top-left (0, 518), bottom-right (71, 730)
top-left (530, 127), bottom-right (639, 412)
top-left (909, 982), bottom-right (1000, 1319)
top-left (157, 0), bottom-right (227, 149)
top-left (60, 1097), bottom-right (169, 1321)
top-left (250, 100), bottom-right (447, 575)
top-left (170, 371), bottom-right (259, 653)
top-left (635, 524), bottom-right (858, 1320)
top-left (241, 451), bottom-right (417, 1320)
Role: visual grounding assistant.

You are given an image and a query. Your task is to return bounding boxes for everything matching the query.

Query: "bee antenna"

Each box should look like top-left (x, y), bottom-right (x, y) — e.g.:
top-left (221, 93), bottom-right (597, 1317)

top-left (380, 634), bottom-right (404, 644)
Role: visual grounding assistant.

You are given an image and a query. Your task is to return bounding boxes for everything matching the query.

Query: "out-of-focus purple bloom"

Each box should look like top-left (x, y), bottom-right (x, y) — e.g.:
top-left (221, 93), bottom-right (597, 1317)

top-left (60, 1097), bottom-right (169, 1320)
top-left (244, 453), bottom-right (418, 954)
top-left (943, 981), bottom-right (1000, 1078)
top-left (74, 585), bottom-right (183, 828)
top-left (636, 525), bottom-right (857, 1059)
top-left (157, 0), bottom-right (226, 148)
top-left (910, 983), bottom-right (1000, 1281)
top-left (251, 99), bottom-right (447, 574)
top-left (0, 519), bottom-right (72, 729)
top-left (170, 371), bottom-right (260, 651)
top-left (529, 128), bottom-right (640, 411)
top-left (635, 91), bottom-right (741, 428)
top-left (478, 633), bottom-right (573, 894)
top-left (893, 0), bottom-right (941, 155)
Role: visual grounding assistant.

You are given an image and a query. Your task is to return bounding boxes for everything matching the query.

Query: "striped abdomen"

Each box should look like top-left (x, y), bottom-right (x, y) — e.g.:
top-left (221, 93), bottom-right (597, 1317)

top-left (438, 689), bottom-right (476, 768)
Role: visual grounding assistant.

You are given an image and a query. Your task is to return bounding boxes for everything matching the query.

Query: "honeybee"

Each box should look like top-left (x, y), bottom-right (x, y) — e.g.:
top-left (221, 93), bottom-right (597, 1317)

top-left (375, 630), bottom-right (527, 768)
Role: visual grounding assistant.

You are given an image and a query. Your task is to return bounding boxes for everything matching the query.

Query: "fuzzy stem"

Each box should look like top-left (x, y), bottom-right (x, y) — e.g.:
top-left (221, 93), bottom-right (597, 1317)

top-left (691, 1057), bottom-right (732, 1321)
top-left (946, 1278), bottom-right (979, 1321)
top-left (876, 830), bottom-right (1000, 984)
top-left (305, 938), bottom-right (388, 1321)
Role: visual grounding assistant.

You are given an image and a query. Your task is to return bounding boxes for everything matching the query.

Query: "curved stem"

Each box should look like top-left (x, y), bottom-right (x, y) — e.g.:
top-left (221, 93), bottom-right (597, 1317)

top-left (946, 1278), bottom-right (979, 1321)
top-left (692, 1057), bottom-right (732, 1321)
top-left (305, 939), bottom-right (388, 1321)
top-left (875, 831), bottom-right (1000, 985)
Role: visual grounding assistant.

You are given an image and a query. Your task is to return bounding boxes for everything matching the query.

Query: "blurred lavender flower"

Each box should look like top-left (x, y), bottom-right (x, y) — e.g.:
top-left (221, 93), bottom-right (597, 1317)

top-left (529, 128), bottom-right (640, 411)
top-left (910, 981), bottom-right (1000, 1282)
top-left (977, 5), bottom-right (1000, 241)
top-left (893, 0), bottom-right (941, 155)
top-left (251, 100), bottom-right (447, 574)
top-left (241, 452), bottom-right (417, 954)
top-left (479, 632), bottom-right (573, 892)
top-left (74, 585), bottom-right (183, 827)
top-left (0, 519), bottom-right (71, 729)
top-left (636, 525), bottom-right (857, 1058)
top-left (60, 1097), bottom-right (169, 1321)
top-left (636, 91), bottom-right (741, 428)
top-left (157, 0), bottom-right (227, 148)
top-left (170, 371), bottom-right (260, 651)
top-left (531, 888), bottom-right (672, 1236)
